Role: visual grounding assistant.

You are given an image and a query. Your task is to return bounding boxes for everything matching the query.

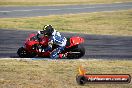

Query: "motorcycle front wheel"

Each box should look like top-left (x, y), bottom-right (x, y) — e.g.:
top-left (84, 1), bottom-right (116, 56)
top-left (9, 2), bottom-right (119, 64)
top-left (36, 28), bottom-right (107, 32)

top-left (17, 47), bottom-right (36, 58)
top-left (17, 47), bottom-right (29, 58)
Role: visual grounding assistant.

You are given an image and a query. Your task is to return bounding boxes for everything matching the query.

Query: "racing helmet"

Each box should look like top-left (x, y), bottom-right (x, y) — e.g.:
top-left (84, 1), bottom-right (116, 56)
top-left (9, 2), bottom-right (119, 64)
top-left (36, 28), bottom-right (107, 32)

top-left (43, 25), bottom-right (54, 37)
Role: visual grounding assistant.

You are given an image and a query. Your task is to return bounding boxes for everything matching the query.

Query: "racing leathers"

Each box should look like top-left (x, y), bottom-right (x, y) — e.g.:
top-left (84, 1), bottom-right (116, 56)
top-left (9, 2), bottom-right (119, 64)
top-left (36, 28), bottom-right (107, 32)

top-left (37, 29), bottom-right (67, 59)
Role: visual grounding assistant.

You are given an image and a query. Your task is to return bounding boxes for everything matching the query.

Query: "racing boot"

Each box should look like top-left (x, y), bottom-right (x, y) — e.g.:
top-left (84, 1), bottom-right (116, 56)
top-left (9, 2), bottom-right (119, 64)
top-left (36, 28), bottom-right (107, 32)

top-left (39, 48), bottom-right (45, 52)
top-left (38, 45), bottom-right (45, 52)
top-left (59, 53), bottom-right (67, 59)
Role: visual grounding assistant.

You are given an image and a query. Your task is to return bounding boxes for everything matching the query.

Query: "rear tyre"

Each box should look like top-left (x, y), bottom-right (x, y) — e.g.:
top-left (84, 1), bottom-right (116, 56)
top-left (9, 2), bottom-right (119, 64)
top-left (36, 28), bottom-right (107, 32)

top-left (67, 44), bottom-right (85, 59)
top-left (77, 44), bottom-right (85, 58)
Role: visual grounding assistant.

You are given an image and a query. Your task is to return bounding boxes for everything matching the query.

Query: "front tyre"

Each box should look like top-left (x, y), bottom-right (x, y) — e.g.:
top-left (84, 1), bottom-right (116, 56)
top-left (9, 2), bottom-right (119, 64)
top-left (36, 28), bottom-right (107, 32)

top-left (17, 47), bottom-right (36, 58)
top-left (17, 47), bottom-right (29, 58)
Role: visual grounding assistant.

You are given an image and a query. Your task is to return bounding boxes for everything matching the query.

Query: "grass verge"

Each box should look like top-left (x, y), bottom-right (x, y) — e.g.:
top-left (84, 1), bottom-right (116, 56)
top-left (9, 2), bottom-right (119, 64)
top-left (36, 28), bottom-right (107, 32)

top-left (0, 59), bottom-right (132, 88)
top-left (0, 0), bottom-right (132, 6)
top-left (0, 10), bottom-right (132, 36)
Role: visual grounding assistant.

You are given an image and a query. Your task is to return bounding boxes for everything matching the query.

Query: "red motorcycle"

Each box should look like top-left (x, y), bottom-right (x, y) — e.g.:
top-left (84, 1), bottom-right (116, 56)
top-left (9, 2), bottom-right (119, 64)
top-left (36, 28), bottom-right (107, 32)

top-left (17, 33), bottom-right (85, 59)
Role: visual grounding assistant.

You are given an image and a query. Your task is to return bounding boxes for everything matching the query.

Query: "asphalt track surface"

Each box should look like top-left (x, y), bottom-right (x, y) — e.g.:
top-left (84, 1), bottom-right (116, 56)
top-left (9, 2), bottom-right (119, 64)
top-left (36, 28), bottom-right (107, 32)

top-left (0, 2), bottom-right (132, 18)
top-left (0, 29), bottom-right (132, 59)
top-left (0, 3), bottom-right (132, 59)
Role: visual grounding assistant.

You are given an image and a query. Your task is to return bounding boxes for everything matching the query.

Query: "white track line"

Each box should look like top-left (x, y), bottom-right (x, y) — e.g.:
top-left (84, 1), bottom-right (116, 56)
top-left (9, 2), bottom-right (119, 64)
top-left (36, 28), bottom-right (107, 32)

top-left (0, 58), bottom-right (105, 61)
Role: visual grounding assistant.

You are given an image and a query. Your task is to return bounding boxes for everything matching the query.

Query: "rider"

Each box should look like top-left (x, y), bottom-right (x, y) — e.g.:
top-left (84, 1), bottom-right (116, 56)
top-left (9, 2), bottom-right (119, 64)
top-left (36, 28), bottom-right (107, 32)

top-left (37, 25), bottom-right (67, 59)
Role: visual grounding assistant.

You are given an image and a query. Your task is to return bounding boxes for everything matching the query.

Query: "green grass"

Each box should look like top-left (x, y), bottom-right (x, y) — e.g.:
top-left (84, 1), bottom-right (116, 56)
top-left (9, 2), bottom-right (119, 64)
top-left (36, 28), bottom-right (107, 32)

top-left (0, 59), bottom-right (132, 88)
top-left (0, 10), bottom-right (132, 36)
top-left (0, 0), bottom-right (132, 6)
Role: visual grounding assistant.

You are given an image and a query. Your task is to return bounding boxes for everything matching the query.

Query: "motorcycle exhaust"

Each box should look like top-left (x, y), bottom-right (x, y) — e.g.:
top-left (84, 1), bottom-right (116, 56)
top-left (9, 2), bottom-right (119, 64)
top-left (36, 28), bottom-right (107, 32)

top-left (68, 52), bottom-right (81, 54)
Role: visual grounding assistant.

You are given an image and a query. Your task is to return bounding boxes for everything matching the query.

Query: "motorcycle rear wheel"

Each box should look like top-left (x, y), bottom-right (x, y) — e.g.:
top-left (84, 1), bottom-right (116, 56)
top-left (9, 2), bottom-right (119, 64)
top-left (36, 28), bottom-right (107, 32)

top-left (67, 44), bottom-right (85, 59)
